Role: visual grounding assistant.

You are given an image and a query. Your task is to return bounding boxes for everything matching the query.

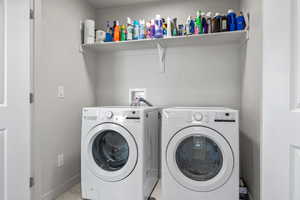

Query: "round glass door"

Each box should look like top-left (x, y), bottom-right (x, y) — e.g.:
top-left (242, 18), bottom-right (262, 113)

top-left (85, 123), bottom-right (138, 182)
top-left (166, 126), bottom-right (234, 192)
top-left (92, 130), bottom-right (129, 172)
top-left (176, 136), bottom-right (223, 181)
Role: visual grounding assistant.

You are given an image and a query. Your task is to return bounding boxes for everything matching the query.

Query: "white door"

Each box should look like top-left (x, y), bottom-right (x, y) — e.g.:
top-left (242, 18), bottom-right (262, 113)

top-left (166, 126), bottom-right (234, 192)
top-left (85, 123), bottom-right (138, 182)
top-left (0, 0), bottom-right (30, 199)
top-left (262, 0), bottom-right (300, 199)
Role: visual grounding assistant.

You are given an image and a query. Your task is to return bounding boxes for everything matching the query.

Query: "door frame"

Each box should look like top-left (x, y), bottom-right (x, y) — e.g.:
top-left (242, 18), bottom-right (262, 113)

top-left (30, 0), bottom-right (42, 199)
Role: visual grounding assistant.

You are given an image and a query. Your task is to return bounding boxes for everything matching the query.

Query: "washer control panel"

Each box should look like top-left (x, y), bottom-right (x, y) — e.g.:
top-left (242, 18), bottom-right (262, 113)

top-left (214, 112), bottom-right (237, 122)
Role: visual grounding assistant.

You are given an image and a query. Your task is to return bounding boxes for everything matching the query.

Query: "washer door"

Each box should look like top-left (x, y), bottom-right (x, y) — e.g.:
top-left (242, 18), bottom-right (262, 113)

top-left (85, 123), bottom-right (138, 182)
top-left (166, 126), bottom-right (234, 192)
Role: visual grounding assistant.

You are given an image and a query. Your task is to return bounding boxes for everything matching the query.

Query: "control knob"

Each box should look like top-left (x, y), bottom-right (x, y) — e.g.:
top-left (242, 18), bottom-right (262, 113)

top-left (193, 112), bottom-right (204, 121)
top-left (106, 111), bottom-right (113, 119)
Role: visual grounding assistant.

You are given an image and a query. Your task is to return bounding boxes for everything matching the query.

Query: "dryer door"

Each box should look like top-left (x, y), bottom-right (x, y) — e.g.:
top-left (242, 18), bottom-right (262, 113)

top-left (166, 126), bottom-right (234, 192)
top-left (85, 123), bottom-right (138, 182)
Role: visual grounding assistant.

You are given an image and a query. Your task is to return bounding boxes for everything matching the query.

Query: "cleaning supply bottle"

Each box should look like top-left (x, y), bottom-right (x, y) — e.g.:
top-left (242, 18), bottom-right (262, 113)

top-left (133, 20), bottom-right (140, 40)
top-left (206, 12), bottom-right (213, 33)
top-left (105, 21), bottom-right (113, 42)
top-left (185, 16), bottom-right (191, 35)
top-left (172, 18), bottom-right (178, 36)
top-left (166, 17), bottom-right (172, 38)
top-left (146, 22), bottom-right (151, 39)
top-left (227, 9), bottom-right (237, 31)
top-left (154, 14), bottom-right (163, 38)
top-left (121, 24), bottom-right (126, 41)
top-left (150, 19), bottom-right (155, 38)
top-left (236, 12), bottom-right (246, 30)
top-left (139, 19), bottom-right (146, 39)
top-left (212, 13), bottom-right (221, 33)
top-left (113, 20), bottom-right (120, 41)
top-left (163, 24), bottom-right (167, 38)
top-left (201, 12), bottom-right (207, 34)
top-left (221, 14), bottom-right (228, 32)
top-left (195, 10), bottom-right (203, 34)
top-left (189, 17), bottom-right (195, 34)
top-left (126, 17), bottom-right (133, 40)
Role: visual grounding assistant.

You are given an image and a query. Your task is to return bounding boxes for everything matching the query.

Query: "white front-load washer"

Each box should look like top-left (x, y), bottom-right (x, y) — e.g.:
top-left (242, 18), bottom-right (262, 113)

top-left (161, 107), bottom-right (239, 200)
top-left (81, 106), bottom-right (160, 200)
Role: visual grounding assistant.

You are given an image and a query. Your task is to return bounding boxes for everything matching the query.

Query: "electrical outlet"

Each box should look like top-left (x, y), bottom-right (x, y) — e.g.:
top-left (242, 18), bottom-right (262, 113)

top-left (57, 153), bottom-right (64, 168)
top-left (58, 86), bottom-right (64, 98)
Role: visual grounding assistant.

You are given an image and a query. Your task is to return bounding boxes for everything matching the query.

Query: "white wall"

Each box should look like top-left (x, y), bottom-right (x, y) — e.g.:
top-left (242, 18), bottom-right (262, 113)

top-left (95, 0), bottom-right (242, 108)
top-left (240, 0), bottom-right (262, 199)
top-left (0, 0), bottom-right (4, 104)
top-left (34, 0), bottom-right (96, 199)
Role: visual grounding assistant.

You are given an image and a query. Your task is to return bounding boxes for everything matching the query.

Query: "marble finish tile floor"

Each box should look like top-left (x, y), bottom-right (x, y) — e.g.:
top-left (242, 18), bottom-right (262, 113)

top-left (55, 181), bottom-right (161, 200)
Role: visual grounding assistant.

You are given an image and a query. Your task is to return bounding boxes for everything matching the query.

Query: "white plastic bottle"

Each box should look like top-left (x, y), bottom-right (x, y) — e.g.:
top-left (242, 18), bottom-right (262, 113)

top-left (166, 17), bottom-right (172, 38)
top-left (185, 16), bottom-right (191, 35)
top-left (127, 17), bottom-right (133, 40)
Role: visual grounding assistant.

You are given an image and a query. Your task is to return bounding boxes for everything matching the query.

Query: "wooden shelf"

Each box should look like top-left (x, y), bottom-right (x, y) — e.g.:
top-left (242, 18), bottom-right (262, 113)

top-left (82, 30), bottom-right (248, 52)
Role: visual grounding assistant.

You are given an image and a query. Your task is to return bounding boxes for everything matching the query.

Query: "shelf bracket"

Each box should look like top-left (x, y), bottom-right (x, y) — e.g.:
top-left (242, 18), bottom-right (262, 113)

top-left (156, 41), bottom-right (166, 73)
top-left (245, 12), bottom-right (250, 40)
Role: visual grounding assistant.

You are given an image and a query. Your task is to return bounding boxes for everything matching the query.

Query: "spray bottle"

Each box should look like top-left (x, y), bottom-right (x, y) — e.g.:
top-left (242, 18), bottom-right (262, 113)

top-left (133, 20), bottom-right (140, 40)
top-left (195, 10), bottom-right (203, 34)
top-left (139, 19), bottom-right (146, 39)
top-left (113, 20), bottom-right (120, 41)
top-left (185, 16), bottom-right (191, 35)
top-left (150, 19), bottom-right (155, 38)
top-left (172, 18), bottom-right (178, 36)
top-left (121, 24), bottom-right (126, 41)
top-left (166, 17), bottom-right (172, 38)
top-left (126, 17), bottom-right (133, 40)
top-left (201, 12), bottom-right (208, 34)
top-left (206, 12), bottom-right (213, 33)
top-left (154, 14), bottom-right (163, 38)
top-left (105, 21), bottom-right (113, 42)
top-left (146, 22), bottom-right (151, 39)
top-left (189, 17), bottom-right (195, 34)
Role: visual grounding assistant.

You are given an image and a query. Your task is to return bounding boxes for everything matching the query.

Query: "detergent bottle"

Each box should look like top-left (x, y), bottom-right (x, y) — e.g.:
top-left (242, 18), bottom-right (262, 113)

top-left (113, 20), bottom-right (120, 41)
top-left (236, 12), bottom-right (246, 30)
top-left (212, 13), bottom-right (221, 32)
top-left (227, 9), bottom-right (237, 31)
top-left (154, 14), bottom-right (163, 38)
top-left (133, 20), bottom-right (140, 40)
top-left (126, 17), bottom-right (133, 40)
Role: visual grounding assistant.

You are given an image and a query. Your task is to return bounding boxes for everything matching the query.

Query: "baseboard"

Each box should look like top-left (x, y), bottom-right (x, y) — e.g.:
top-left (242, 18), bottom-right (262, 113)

top-left (41, 173), bottom-right (80, 200)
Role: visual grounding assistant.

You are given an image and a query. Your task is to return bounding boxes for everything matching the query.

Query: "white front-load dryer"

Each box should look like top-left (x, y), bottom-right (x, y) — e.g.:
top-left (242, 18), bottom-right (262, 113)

top-left (161, 107), bottom-right (239, 200)
top-left (81, 106), bottom-right (160, 200)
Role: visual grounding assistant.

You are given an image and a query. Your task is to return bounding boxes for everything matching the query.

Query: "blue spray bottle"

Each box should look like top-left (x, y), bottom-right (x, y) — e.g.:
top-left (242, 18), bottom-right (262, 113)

top-left (133, 20), bottom-right (140, 40)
